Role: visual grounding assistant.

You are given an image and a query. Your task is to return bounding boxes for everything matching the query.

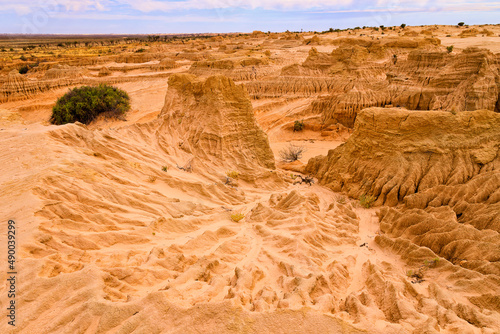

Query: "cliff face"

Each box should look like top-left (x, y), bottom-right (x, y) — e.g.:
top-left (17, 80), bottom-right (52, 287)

top-left (305, 107), bottom-right (500, 206)
top-left (305, 107), bottom-right (500, 319)
top-left (308, 47), bottom-right (500, 127)
top-left (247, 42), bottom-right (500, 128)
top-left (159, 74), bottom-right (276, 171)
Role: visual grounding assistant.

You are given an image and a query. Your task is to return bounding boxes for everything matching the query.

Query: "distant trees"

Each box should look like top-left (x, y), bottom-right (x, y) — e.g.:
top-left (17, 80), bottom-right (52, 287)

top-left (400, 23), bottom-right (406, 29)
top-left (458, 22), bottom-right (465, 27)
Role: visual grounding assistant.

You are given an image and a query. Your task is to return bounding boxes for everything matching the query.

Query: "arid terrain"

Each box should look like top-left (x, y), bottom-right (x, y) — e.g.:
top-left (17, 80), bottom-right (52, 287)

top-left (1, 24), bottom-right (500, 333)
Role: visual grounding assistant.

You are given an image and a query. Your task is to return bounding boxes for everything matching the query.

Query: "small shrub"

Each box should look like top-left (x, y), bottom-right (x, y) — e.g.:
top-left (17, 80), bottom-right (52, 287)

top-left (226, 171), bottom-right (239, 179)
top-left (148, 175), bottom-right (157, 183)
top-left (424, 257), bottom-right (440, 268)
top-left (359, 194), bottom-right (376, 208)
top-left (19, 55), bottom-right (27, 61)
top-left (18, 65), bottom-right (29, 74)
top-left (135, 48), bottom-right (146, 53)
top-left (231, 213), bottom-right (245, 222)
top-left (50, 84), bottom-right (130, 125)
top-left (446, 45), bottom-right (454, 53)
top-left (336, 195), bottom-right (347, 204)
top-left (279, 143), bottom-right (306, 162)
top-left (162, 166), bottom-right (168, 172)
top-left (293, 120), bottom-right (305, 132)
top-left (458, 22), bottom-right (465, 27)
top-left (400, 23), bottom-right (406, 29)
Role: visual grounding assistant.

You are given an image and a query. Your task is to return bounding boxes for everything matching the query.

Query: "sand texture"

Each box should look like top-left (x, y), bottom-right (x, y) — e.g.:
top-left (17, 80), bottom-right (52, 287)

top-left (1, 25), bottom-right (500, 333)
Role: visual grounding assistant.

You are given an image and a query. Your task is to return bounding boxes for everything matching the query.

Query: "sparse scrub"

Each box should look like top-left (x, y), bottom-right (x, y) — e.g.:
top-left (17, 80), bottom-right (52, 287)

top-left (336, 195), bottom-right (347, 204)
top-left (147, 175), bottom-right (157, 183)
top-left (447, 45), bottom-right (454, 53)
top-left (279, 143), bottom-right (306, 162)
top-left (424, 257), bottom-right (440, 268)
top-left (407, 257), bottom-right (440, 283)
top-left (231, 213), bottom-right (245, 222)
top-left (293, 120), bottom-right (305, 132)
top-left (50, 84), bottom-right (130, 125)
top-left (359, 194), bottom-right (376, 208)
top-left (162, 166), bottom-right (168, 172)
top-left (226, 171), bottom-right (239, 179)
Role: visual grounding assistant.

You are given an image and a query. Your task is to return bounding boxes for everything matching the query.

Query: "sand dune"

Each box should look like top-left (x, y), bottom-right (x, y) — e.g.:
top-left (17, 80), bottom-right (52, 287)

top-left (1, 26), bottom-right (500, 333)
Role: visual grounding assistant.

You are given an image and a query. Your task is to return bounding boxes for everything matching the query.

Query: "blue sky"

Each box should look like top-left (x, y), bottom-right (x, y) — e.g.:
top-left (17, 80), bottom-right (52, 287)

top-left (0, 0), bottom-right (499, 34)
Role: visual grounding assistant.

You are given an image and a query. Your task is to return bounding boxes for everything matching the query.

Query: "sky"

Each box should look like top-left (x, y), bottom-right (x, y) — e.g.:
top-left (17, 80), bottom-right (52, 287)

top-left (0, 0), bottom-right (499, 34)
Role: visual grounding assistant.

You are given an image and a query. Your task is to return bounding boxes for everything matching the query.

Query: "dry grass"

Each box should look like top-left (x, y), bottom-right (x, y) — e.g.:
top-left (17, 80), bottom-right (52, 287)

top-left (230, 213), bottom-right (245, 222)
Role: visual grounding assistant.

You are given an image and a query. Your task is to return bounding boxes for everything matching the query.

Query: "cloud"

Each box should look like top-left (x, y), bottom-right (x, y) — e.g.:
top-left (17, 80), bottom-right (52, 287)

top-left (0, 0), bottom-right (499, 15)
top-left (111, 0), bottom-right (500, 13)
top-left (0, 0), bottom-right (108, 14)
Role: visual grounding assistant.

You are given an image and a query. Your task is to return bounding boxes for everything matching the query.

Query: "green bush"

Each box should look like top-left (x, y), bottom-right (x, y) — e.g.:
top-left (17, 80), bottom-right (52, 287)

top-left (50, 84), bottom-right (130, 125)
top-left (446, 45), bottom-right (454, 53)
top-left (19, 65), bottom-right (29, 74)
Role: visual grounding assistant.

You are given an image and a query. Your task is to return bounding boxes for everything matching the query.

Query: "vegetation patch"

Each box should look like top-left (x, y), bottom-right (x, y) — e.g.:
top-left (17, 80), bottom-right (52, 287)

top-left (50, 84), bottom-right (130, 125)
top-left (231, 213), bottom-right (245, 222)
top-left (226, 171), bottom-right (239, 179)
top-left (279, 143), bottom-right (306, 162)
top-left (359, 194), bottom-right (376, 208)
top-left (293, 120), bottom-right (305, 132)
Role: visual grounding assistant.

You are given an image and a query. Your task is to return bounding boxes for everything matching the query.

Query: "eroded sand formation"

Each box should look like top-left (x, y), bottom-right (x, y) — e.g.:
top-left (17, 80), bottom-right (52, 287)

top-left (1, 25), bottom-right (500, 333)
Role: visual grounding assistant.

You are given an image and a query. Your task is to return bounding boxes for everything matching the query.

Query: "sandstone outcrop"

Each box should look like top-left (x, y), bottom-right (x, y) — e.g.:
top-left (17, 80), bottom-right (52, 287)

top-left (305, 47), bottom-right (500, 127)
top-left (305, 108), bottom-right (500, 206)
top-left (159, 74), bottom-right (276, 172)
top-left (303, 107), bottom-right (500, 331)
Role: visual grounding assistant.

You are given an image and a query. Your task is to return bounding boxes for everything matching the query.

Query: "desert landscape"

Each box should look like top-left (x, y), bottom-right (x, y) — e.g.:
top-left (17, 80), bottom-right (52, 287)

top-left (1, 24), bottom-right (500, 333)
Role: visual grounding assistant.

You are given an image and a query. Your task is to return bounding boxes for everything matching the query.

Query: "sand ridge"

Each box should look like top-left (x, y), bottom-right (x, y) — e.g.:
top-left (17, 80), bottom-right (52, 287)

top-left (1, 25), bottom-right (500, 333)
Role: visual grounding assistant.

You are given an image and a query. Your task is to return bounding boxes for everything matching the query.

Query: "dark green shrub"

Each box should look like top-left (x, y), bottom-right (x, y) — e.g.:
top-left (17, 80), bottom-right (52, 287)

top-left (19, 65), bottom-right (29, 74)
top-left (50, 84), bottom-right (130, 125)
top-left (447, 45), bottom-right (454, 53)
top-left (458, 22), bottom-right (465, 27)
top-left (293, 120), bottom-right (305, 132)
